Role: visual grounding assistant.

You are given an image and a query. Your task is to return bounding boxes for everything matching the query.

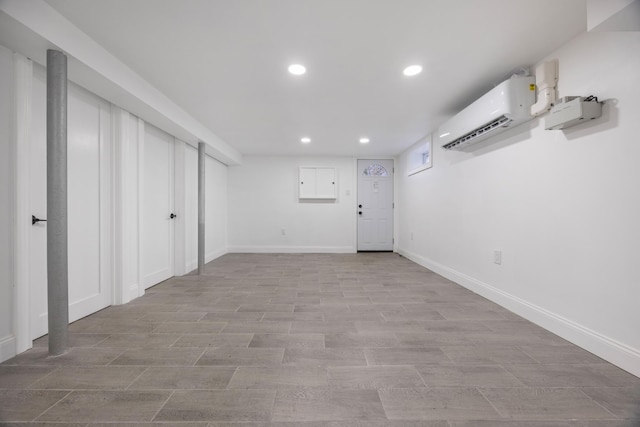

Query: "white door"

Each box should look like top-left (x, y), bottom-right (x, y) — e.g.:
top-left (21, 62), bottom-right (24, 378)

top-left (30, 66), bottom-right (112, 338)
top-left (142, 124), bottom-right (175, 288)
top-left (357, 159), bottom-right (394, 251)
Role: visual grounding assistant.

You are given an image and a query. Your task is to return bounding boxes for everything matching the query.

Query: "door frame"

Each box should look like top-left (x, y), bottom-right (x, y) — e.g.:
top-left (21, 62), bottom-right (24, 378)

top-left (13, 53), bottom-right (33, 355)
top-left (353, 157), bottom-right (398, 253)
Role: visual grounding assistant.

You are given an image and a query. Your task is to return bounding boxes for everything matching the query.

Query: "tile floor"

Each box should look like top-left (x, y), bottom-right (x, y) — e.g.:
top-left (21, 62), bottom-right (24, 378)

top-left (1, 253), bottom-right (639, 426)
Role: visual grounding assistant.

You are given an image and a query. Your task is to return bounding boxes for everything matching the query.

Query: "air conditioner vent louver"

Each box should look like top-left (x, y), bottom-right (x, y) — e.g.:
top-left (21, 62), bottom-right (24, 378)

top-left (442, 115), bottom-right (512, 150)
top-left (437, 76), bottom-right (535, 151)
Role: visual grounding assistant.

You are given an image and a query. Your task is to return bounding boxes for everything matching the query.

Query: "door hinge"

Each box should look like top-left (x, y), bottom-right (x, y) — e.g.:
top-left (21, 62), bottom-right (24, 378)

top-left (392, 202), bottom-right (395, 208)
top-left (392, 238), bottom-right (395, 244)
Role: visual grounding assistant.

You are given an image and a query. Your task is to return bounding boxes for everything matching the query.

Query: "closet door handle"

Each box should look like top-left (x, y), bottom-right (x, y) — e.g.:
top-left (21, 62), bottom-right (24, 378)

top-left (170, 213), bottom-right (177, 219)
top-left (32, 215), bottom-right (47, 225)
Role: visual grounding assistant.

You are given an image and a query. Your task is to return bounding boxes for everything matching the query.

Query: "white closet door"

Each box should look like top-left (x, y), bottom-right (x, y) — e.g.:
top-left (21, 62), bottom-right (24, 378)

top-left (30, 66), bottom-right (112, 338)
top-left (142, 124), bottom-right (175, 288)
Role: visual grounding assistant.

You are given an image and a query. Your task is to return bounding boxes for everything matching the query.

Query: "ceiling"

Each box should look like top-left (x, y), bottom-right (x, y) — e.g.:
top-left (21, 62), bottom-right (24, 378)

top-left (44, 0), bottom-right (587, 157)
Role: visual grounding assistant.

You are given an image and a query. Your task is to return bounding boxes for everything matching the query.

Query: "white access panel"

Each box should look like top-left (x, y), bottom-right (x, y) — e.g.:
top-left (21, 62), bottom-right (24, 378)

top-left (299, 167), bottom-right (337, 199)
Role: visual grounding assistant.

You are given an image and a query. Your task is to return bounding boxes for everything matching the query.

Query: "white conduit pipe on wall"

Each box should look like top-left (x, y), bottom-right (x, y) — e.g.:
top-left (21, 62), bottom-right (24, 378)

top-left (531, 59), bottom-right (559, 117)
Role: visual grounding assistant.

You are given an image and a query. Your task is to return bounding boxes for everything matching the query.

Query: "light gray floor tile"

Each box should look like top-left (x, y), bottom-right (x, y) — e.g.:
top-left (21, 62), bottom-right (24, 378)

top-left (2, 347), bottom-right (124, 366)
top-left (290, 321), bottom-right (357, 334)
top-left (196, 347), bottom-right (284, 366)
top-left (262, 312), bottom-right (325, 321)
top-left (128, 366), bottom-right (236, 390)
top-left (283, 348), bottom-right (367, 367)
top-left (37, 390), bottom-right (170, 422)
top-left (249, 334), bottom-right (324, 349)
top-left (449, 421), bottom-right (586, 426)
top-left (138, 312), bottom-right (206, 322)
top-left (439, 345), bottom-right (538, 365)
top-left (396, 332), bottom-right (474, 346)
top-left (327, 366), bottom-right (425, 389)
top-left (110, 348), bottom-right (203, 366)
top-left (228, 366), bottom-right (328, 389)
top-left (481, 387), bottom-right (615, 420)
top-left (379, 387), bottom-right (499, 420)
top-left (28, 366), bottom-right (145, 390)
top-left (222, 321), bottom-right (291, 334)
top-left (0, 390), bottom-right (69, 421)
top-left (581, 386), bottom-right (640, 418)
top-left (416, 365), bottom-right (524, 387)
top-left (200, 312), bottom-right (265, 321)
top-left (154, 389), bottom-right (275, 422)
top-left (355, 321), bottom-right (425, 333)
top-left (0, 366), bottom-right (57, 389)
top-left (272, 389), bottom-right (386, 422)
top-left (380, 311), bottom-right (445, 321)
top-left (32, 333), bottom-right (110, 348)
top-left (237, 304), bottom-right (294, 312)
top-left (152, 321), bottom-right (226, 334)
top-left (326, 422), bottom-right (449, 427)
top-left (519, 344), bottom-right (608, 364)
top-left (96, 333), bottom-right (181, 348)
top-left (294, 304), bottom-right (350, 313)
top-left (365, 347), bottom-right (450, 365)
top-left (324, 332), bottom-right (398, 348)
top-left (504, 364), bottom-right (640, 387)
top-left (172, 333), bottom-right (253, 348)
top-left (348, 304), bottom-right (405, 313)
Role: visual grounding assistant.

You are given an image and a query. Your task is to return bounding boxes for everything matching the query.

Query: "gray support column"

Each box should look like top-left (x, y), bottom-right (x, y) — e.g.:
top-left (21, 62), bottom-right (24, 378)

top-left (46, 49), bottom-right (68, 356)
top-left (197, 141), bottom-right (205, 275)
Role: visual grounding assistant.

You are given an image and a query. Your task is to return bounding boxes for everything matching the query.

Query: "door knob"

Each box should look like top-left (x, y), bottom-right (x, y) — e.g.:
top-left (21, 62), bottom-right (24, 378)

top-left (358, 211), bottom-right (362, 215)
top-left (170, 213), bottom-right (177, 219)
top-left (358, 204), bottom-right (362, 208)
top-left (32, 215), bottom-right (47, 225)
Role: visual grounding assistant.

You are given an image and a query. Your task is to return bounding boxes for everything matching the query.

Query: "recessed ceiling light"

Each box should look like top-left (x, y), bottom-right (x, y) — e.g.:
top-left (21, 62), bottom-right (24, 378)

top-left (403, 65), bottom-right (422, 76)
top-left (288, 64), bottom-right (306, 75)
top-left (300, 137), bottom-right (311, 144)
top-left (359, 137), bottom-right (370, 144)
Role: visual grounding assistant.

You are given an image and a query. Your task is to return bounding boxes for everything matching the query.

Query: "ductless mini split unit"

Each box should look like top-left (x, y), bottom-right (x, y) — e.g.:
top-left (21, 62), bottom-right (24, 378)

top-left (438, 75), bottom-right (536, 150)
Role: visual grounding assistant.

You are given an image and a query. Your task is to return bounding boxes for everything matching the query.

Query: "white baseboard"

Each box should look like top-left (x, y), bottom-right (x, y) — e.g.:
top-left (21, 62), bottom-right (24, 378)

top-left (128, 284), bottom-right (142, 301)
top-left (206, 248), bottom-right (228, 263)
top-left (398, 248), bottom-right (640, 378)
top-left (0, 334), bottom-right (16, 363)
top-left (228, 245), bottom-right (356, 254)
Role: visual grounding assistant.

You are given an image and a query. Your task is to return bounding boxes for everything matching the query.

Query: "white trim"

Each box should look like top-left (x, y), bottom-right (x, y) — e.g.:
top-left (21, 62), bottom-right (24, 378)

top-left (0, 335), bottom-right (16, 362)
top-left (136, 118), bottom-right (145, 298)
top-left (98, 101), bottom-right (113, 312)
top-left (398, 247), bottom-right (640, 378)
top-left (228, 246), bottom-right (355, 254)
top-left (110, 105), bottom-right (129, 304)
top-left (173, 139), bottom-right (186, 276)
top-left (12, 52), bottom-right (33, 356)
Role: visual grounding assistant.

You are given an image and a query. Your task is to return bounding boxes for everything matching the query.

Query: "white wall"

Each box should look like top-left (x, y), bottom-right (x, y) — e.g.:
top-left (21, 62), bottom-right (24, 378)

top-left (228, 156), bottom-right (356, 252)
top-left (205, 156), bottom-right (228, 261)
top-left (184, 144), bottom-right (198, 271)
top-left (397, 31), bottom-right (640, 377)
top-left (0, 44), bottom-right (14, 360)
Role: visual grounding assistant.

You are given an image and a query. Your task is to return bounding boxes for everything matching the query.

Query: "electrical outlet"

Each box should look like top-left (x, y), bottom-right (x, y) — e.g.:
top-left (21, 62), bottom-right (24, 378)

top-left (281, 228), bottom-right (286, 236)
top-left (493, 250), bottom-right (502, 265)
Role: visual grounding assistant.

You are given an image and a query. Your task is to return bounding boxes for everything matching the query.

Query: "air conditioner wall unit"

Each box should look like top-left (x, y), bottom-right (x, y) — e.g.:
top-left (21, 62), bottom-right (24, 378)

top-left (438, 76), bottom-right (536, 150)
